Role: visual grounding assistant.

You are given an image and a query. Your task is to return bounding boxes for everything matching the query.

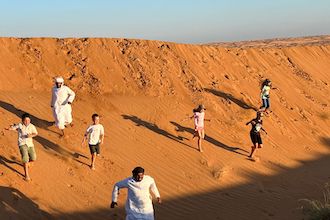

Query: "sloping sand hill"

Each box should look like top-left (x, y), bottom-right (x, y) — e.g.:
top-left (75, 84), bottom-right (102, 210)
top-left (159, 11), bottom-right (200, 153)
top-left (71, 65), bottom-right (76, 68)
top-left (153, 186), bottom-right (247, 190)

top-left (0, 36), bottom-right (329, 220)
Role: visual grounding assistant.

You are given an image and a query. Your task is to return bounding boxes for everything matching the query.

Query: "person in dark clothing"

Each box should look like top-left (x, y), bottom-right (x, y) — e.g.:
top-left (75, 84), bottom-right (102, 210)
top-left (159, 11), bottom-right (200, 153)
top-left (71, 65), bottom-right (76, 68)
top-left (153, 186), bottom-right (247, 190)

top-left (246, 111), bottom-right (267, 159)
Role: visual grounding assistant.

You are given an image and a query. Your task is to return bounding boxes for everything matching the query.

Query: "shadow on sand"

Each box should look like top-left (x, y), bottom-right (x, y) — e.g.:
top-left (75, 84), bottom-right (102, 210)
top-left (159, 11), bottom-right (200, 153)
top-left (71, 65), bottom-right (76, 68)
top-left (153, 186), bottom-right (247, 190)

top-left (3, 144), bottom-right (329, 219)
top-left (0, 100), bottom-right (54, 131)
top-left (170, 121), bottom-right (249, 156)
top-left (0, 186), bottom-right (52, 220)
top-left (204, 88), bottom-right (258, 111)
top-left (0, 155), bottom-right (24, 177)
top-left (121, 114), bottom-right (194, 150)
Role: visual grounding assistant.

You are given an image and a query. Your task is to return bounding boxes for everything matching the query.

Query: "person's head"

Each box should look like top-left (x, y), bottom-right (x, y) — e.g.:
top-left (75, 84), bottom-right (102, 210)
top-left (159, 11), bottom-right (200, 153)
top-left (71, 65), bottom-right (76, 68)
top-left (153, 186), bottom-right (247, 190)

top-left (132, 166), bottom-right (145, 182)
top-left (21, 113), bottom-right (31, 126)
top-left (197, 104), bottom-right (206, 113)
top-left (92, 113), bottom-right (100, 124)
top-left (55, 77), bottom-right (64, 88)
top-left (256, 111), bottom-right (264, 120)
top-left (261, 78), bottom-right (271, 89)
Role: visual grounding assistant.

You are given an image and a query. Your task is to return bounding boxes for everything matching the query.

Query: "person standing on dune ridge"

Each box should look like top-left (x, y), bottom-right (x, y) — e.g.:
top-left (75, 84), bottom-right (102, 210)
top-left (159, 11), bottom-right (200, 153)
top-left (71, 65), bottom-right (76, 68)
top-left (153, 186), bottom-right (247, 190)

top-left (50, 76), bottom-right (75, 137)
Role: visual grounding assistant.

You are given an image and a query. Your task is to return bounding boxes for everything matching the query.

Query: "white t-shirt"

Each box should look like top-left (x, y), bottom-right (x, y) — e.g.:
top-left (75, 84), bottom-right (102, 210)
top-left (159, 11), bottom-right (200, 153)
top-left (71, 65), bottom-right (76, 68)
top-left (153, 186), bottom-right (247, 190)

top-left (85, 124), bottom-right (104, 145)
top-left (194, 111), bottom-right (205, 128)
top-left (12, 123), bottom-right (38, 147)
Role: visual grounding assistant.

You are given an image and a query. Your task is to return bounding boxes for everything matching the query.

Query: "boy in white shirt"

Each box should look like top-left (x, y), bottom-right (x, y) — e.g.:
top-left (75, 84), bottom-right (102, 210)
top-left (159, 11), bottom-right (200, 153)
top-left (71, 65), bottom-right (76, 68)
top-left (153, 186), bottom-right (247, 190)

top-left (6, 113), bottom-right (38, 181)
top-left (81, 113), bottom-right (104, 170)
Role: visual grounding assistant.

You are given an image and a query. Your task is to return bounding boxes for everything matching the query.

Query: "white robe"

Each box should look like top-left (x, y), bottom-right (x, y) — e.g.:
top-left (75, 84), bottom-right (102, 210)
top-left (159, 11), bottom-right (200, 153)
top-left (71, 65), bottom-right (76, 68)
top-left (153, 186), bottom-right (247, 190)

top-left (51, 85), bottom-right (75, 130)
top-left (112, 175), bottom-right (160, 220)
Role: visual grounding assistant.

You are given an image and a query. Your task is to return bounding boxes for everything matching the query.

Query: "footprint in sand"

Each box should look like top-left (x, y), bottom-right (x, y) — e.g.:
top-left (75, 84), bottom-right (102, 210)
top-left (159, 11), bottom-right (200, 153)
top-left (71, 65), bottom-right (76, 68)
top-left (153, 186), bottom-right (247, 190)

top-left (211, 166), bottom-right (231, 180)
top-left (247, 157), bottom-right (260, 162)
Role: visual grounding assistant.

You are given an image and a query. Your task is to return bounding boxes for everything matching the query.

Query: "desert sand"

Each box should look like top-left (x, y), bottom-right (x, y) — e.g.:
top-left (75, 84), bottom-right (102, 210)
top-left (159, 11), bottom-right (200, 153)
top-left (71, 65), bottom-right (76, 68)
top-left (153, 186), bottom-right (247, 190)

top-left (0, 36), bottom-right (329, 220)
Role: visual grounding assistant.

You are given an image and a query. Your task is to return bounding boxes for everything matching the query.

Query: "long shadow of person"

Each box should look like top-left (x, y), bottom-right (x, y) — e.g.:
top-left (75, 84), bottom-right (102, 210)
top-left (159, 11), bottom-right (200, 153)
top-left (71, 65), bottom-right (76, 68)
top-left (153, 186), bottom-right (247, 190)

top-left (0, 100), bottom-right (55, 132)
top-left (0, 155), bottom-right (24, 177)
top-left (170, 121), bottom-right (249, 156)
top-left (34, 136), bottom-right (74, 159)
top-left (121, 115), bottom-right (193, 149)
top-left (204, 88), bottom-right (258, 111)
top-left (0, 186), bottom-right (52, 220)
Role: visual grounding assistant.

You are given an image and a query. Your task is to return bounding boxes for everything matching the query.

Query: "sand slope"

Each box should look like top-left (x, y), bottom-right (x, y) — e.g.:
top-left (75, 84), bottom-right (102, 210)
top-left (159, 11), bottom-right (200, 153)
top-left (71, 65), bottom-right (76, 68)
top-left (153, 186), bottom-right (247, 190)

top-left (0, 37), bottom-right (329, 220)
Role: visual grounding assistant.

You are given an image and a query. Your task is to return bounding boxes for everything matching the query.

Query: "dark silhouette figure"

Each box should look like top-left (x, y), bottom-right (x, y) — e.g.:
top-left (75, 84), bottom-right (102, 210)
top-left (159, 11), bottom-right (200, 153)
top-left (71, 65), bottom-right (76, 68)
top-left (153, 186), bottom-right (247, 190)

top-left (122, 115), bottom-right (192, 149)
top-left (204, 88), bottom-right (257, 110)
top-left (170, 121), bottom-right (249, 156)
top-left (0, 186), bottom-right (51, 220)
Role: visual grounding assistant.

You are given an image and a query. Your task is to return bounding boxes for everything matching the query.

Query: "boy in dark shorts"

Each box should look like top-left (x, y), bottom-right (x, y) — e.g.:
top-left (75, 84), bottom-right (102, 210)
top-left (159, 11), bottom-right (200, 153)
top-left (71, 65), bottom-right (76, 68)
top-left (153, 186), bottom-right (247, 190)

top-left (6, 113), bottom-right (38, 181)
top-left (246, 112), bottom-right (267, 159)
top-left (81, 114), bottom-right (104, 170)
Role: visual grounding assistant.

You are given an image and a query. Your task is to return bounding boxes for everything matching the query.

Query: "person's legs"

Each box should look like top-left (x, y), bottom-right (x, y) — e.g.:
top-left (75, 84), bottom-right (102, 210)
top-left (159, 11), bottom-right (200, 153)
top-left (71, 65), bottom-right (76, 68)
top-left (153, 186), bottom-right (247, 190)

top-left (249, 133), bottom-right (257, 158)
top-left (56, 106), bottom-right (66, 136)
top-left (197, 129), bottom-right (203, 152)
top-left (19, 145), bottom-right (30, 180)
top-left (91, 153), bottom-right (96, 170)
top-left (27, 146), bottom-right (37, 168)
top-left (96, 144), bottom-right (100, 156)
top-left (257, 135), bottom-right (263, 148)
top-left (64, 104), bottom-right (73, 126)
top-left (264, 98), bottom-right (272, 114)
top-left (89, 145), bottom-right (97, 170)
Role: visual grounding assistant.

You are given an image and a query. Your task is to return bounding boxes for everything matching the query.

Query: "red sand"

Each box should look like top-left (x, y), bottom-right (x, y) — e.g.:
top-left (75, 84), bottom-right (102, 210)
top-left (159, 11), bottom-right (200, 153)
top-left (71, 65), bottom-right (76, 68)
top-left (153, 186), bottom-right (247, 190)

top-left (0, 36), bottom-right (329, 220)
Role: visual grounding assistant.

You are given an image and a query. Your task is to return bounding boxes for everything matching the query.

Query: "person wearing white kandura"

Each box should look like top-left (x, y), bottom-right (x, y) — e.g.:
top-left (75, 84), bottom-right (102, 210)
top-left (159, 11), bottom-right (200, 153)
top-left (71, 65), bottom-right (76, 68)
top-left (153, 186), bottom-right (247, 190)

top-left (50, 76), bottom-right (75, 137)
top-left (111, 167), bottom-right (161, 220)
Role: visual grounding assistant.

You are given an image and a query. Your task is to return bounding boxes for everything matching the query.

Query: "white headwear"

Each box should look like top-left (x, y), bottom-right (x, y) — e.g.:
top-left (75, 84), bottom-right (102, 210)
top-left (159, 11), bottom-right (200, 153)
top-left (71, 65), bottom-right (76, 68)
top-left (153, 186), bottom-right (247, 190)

top-left (55, 77), bottom-right (64, 83)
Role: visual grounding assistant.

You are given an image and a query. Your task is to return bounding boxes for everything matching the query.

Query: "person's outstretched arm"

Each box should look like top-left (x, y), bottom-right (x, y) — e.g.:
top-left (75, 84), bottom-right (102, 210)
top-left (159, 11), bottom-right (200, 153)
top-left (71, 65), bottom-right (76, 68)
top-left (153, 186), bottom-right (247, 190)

top-left (245, 120), bottom-right (252, 126)
top-left (261, 127), bottom-right (268, 135)
top-left (150, 178), bottom-right (161, 204)
top-left (5, 124), bottom-right (18, 131)
top-left (81, 128), bottom-right (90, 147)
top-left (66, 87), bottom-right (76, 104)
top-left (111, 178), bottom-right (129, 208)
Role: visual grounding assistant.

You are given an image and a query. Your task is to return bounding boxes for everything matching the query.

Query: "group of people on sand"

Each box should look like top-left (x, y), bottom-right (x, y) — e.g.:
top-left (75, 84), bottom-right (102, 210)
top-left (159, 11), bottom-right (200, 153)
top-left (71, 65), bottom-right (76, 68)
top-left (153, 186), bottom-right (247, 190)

top-left (191, 78), bottom-right (274, 160)
top-left (5, 77), bottom-right (105, 180)
top-left (2, 76), bottom-right (275, 220)
top-left (3, 76), bottom-right (161, 220)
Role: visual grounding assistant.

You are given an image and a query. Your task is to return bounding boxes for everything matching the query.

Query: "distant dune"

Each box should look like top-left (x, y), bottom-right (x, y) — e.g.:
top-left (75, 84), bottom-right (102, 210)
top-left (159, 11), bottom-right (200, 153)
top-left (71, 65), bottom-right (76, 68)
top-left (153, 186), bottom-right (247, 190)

top-left (0, 36), bottom-right (329, 220)
top-left (207, 35), bottom-right (330, 48)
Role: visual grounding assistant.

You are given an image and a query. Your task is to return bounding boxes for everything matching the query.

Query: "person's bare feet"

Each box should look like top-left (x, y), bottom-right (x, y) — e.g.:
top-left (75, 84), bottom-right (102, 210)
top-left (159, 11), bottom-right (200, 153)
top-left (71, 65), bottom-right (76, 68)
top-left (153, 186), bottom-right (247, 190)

top-left (90, 165), bottom-right (95, 170)
top-left (24, 176), bottom-right (31, 182)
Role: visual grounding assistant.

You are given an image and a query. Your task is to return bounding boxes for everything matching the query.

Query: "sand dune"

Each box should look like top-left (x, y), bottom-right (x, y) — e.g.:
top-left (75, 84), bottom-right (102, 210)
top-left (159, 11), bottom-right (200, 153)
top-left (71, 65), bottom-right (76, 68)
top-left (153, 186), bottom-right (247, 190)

top-left (0, 36), bottom-right (329, 220)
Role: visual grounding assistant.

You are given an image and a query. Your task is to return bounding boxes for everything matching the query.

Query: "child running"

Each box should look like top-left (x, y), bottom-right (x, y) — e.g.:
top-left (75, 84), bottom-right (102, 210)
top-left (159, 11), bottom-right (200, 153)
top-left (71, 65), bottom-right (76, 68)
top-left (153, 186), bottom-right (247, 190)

top-left (5, 113), bottom-right (38, 181)
top-left (81, 113), bottom-right (104, 170)
top-left (246, 111), bottom-right (267, 159)
top-left (191, 104), bottom-right (207, 152)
